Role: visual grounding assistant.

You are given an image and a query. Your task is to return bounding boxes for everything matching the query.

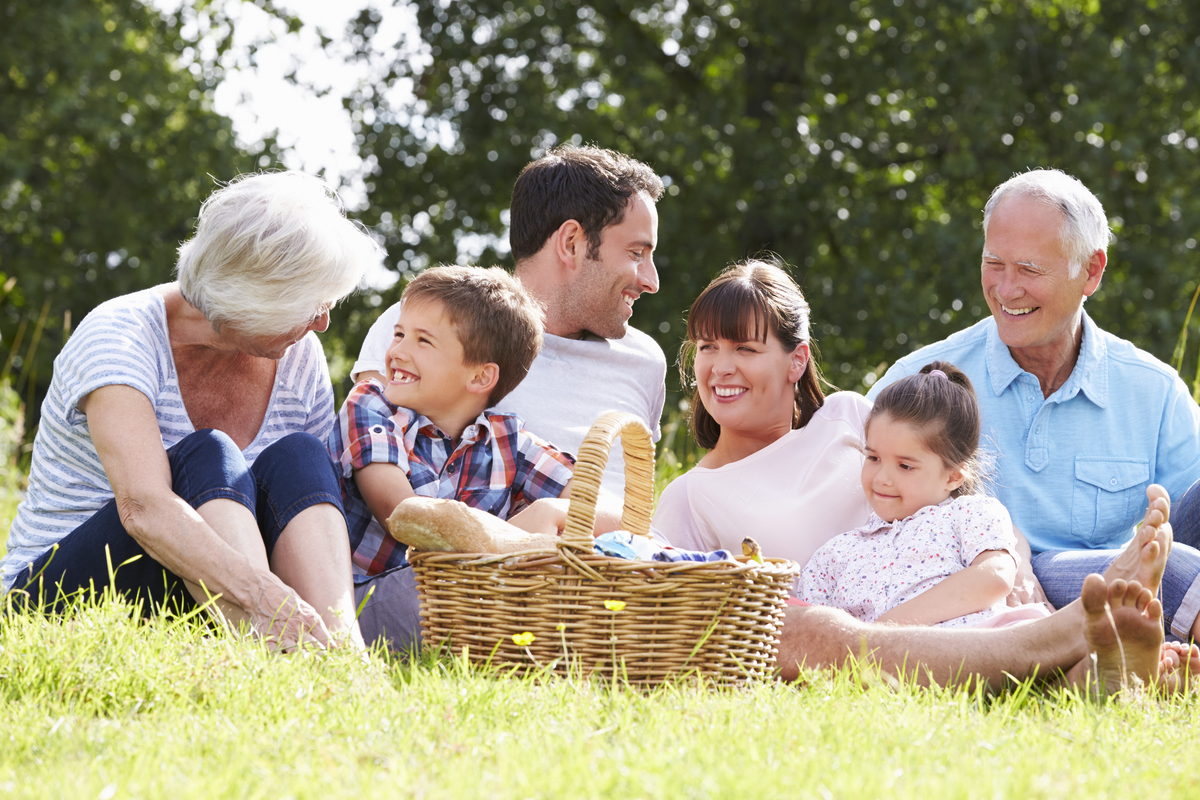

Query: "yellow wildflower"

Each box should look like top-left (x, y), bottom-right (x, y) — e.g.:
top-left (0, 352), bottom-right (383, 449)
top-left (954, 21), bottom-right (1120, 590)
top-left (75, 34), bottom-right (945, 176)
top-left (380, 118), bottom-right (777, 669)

top-left (604, 600), bottom-right (627, 612)
top-left (512, 632), bottom-right (535, 646)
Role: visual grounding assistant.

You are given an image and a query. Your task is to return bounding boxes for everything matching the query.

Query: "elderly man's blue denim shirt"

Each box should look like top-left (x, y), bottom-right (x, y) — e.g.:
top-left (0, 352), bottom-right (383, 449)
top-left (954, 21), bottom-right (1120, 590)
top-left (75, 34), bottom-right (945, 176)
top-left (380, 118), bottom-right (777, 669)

top-left (868, 311), bottom-right (1200, 553)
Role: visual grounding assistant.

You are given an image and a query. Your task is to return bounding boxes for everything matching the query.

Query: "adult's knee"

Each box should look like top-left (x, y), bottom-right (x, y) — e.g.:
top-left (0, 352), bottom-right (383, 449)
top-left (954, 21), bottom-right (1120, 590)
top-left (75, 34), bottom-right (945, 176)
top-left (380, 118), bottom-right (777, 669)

top-left (251, 433), bottom-right (345, 547)
top-left (1170, 479), bottom-right (1200, 550)
top-left (254, 432), bottom-right (341, 494)
top-left (167, 429), bottom-right (255, 505)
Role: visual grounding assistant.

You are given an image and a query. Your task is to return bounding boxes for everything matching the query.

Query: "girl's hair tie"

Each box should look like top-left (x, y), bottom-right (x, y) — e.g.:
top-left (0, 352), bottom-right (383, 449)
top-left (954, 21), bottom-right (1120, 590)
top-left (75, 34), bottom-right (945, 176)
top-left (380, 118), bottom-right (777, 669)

top-left (929, 369), bottom-right (948, 379)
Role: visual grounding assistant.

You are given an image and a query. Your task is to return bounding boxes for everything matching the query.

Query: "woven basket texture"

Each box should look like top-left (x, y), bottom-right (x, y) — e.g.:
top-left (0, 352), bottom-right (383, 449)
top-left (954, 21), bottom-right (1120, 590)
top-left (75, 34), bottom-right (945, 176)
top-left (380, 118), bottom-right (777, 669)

top-left (408, 411), bottom-right (800, 686)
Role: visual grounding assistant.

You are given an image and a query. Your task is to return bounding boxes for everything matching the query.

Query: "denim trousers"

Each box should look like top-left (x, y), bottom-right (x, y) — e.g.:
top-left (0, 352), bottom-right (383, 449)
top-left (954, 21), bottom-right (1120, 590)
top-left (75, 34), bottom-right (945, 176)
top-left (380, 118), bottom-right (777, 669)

top-left (12, 429), bottom-right (344, 614)
top-left (1032, 477), bottom-right (1200, 640)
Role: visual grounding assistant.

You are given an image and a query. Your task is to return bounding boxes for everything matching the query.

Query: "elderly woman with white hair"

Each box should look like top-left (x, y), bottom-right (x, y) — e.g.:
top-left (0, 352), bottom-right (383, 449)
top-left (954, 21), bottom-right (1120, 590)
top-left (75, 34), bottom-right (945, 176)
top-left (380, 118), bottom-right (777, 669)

top-left (1, 172), bottom-right (380, 650)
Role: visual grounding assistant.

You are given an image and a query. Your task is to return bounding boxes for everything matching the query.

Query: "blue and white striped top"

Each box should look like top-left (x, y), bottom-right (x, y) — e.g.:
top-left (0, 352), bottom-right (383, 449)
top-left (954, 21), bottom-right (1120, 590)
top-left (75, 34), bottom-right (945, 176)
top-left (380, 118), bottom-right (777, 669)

top-left (1, 287), bottom-right (335, 590)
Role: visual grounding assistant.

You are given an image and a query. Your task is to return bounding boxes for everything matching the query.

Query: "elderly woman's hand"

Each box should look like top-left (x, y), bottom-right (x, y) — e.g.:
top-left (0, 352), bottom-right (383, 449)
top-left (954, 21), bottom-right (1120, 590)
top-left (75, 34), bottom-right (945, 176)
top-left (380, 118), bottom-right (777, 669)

top-left (245, 573), bottom-right (335, 651)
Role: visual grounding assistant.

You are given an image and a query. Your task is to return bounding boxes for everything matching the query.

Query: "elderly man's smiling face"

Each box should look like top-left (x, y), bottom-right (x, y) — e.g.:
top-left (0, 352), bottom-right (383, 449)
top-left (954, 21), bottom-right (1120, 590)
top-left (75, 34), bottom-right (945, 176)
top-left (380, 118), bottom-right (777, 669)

top-left (980, 193), bottom-right (1104, 370)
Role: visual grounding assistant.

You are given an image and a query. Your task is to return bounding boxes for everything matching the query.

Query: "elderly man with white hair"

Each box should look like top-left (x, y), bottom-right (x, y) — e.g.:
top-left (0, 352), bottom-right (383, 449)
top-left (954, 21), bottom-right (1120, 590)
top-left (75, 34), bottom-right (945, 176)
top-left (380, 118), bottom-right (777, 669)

top-left (870, 168), bottom-right (1200, 642)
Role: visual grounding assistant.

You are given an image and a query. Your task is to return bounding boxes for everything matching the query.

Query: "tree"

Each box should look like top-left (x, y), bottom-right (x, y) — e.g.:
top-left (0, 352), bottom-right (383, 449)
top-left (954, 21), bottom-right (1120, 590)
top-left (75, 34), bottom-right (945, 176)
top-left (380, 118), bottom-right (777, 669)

top-left (0, 0), bottom-right (271, 432)
top-left (342, 0), bottom-right (1200, 400)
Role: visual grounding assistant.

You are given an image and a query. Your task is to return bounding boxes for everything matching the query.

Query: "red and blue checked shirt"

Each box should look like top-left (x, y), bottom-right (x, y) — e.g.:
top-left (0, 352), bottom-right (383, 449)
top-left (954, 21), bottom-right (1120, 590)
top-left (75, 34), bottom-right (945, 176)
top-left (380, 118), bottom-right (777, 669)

top-left (329, 380), bottom-right (576, 577)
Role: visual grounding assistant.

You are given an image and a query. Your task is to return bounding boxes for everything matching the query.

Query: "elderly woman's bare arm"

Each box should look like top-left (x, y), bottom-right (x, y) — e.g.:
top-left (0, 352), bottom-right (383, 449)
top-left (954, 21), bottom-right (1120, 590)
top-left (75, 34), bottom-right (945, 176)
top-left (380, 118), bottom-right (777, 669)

top-left (81, 384), bottom-right (332, 648)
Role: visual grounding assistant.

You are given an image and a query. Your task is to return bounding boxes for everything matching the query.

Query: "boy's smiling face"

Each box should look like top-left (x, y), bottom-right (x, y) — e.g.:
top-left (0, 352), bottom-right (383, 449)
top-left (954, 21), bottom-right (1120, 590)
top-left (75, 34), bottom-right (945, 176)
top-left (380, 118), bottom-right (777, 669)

top-left (384, 298), bottom-right (491, 435)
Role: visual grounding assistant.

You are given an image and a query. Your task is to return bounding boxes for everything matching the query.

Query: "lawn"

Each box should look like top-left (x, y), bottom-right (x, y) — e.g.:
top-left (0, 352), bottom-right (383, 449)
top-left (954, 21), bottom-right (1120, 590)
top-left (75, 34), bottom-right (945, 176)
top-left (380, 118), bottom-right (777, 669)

top-left (4, 467), bottom-right (1200, 798)
top-left (3, 595), bottom-right (1200, 799)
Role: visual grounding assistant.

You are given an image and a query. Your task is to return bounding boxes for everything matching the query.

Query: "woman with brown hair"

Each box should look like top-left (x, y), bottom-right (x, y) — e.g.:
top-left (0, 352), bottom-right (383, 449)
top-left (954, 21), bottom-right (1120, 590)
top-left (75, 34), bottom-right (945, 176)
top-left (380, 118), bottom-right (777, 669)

top-left (653, 258), bottom-right (871, 566)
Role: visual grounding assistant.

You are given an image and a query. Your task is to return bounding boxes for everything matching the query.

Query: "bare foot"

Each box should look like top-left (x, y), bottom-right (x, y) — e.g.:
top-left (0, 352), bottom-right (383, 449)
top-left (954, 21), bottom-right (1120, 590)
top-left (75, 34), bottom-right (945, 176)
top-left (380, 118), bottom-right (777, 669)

top-left (1103, 484), bottom-right (1171, 592)
top-left (1080, 573), bottom-right (1164, 695)
top-left (1158, 641), bottom-right (1200, 695)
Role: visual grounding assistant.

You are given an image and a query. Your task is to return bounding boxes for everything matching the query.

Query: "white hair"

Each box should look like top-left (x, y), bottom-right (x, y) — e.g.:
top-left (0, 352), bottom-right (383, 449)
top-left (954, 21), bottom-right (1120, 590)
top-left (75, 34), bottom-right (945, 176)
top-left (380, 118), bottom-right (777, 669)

top-left (982, 169), bottom-right (1112, 279)
top-left (175, 172), bottom-right (382, 337)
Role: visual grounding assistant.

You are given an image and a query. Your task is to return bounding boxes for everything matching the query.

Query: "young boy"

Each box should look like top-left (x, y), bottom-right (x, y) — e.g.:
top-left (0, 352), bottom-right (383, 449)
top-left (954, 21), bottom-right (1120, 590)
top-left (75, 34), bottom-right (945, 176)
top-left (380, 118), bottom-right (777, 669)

top-left (329, 265), bottom-right (578, 578)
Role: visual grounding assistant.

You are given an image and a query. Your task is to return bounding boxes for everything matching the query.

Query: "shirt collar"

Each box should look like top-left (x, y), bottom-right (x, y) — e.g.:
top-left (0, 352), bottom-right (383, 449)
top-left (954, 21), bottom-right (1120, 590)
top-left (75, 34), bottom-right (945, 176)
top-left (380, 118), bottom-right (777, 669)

top-left (861, 496), bottom-right (957, 533)
top-left (458, 410), bottom-right (496, 446)
top-left (984, 309), bottom-right (1108, 408)
top-left (415, 409), bottom-right (497, 447)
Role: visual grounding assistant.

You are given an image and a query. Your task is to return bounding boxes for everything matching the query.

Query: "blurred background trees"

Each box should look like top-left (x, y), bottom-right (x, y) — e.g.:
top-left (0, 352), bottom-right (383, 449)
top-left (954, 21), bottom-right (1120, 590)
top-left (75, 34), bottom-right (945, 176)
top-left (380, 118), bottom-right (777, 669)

top-left (345, 0), bottom-right (1200, 399)
top-left (0, 0), bottom-right (273, 441)
top-left (3, 0), bottom-right (1200, 461)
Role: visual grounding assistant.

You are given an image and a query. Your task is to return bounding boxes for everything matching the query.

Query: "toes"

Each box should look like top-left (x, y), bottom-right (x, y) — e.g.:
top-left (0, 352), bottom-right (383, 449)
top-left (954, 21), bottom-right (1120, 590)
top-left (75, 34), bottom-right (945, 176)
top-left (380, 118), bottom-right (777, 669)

top-left (1141, 538), bottom-right (1161, 570)
top-left (1133, 585), bottom-right (1153, 613)
top-left (1081, 573), bottom-right (1108, 614)
top-left (1146, 597), bottom-right (1163, 624)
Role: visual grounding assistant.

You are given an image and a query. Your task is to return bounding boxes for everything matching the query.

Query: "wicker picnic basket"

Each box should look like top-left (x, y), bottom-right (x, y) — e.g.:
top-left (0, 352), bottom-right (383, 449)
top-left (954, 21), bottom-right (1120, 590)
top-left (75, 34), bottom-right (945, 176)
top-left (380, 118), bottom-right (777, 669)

top-left (408, 411), bottom-right (801, 686)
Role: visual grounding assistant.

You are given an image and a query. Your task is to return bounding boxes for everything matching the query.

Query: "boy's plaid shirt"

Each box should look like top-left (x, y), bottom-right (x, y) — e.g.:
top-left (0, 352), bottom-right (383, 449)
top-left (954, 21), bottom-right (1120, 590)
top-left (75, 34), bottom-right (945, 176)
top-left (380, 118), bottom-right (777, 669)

top-left (329, 380), bottom-right (576, 577)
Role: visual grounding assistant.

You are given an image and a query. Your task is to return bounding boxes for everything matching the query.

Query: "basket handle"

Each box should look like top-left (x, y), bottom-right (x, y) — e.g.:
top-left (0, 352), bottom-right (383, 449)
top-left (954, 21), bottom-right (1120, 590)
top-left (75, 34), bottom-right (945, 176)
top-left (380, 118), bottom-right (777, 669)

top-left (560, 411), bottom-right (656, 550)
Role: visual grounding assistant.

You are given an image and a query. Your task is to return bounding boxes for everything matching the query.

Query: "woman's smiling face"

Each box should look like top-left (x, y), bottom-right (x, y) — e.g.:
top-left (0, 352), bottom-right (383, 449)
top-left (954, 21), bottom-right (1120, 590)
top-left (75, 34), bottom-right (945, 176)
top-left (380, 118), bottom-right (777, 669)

top-left (693, 329), bottom-right (808, 436)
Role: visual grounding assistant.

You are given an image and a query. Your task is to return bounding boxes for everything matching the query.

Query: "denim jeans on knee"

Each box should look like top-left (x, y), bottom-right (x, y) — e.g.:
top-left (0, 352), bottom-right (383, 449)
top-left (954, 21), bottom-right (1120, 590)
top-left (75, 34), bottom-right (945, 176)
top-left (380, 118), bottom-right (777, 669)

top-left (247, 432), bottom-right (344, 551)
top-left (1032, 543), bottom-right (1200, 640)
top-left (1169, 476), bottom-right (1200, 552)
top-left (11, 429), bottom-right (343, 613)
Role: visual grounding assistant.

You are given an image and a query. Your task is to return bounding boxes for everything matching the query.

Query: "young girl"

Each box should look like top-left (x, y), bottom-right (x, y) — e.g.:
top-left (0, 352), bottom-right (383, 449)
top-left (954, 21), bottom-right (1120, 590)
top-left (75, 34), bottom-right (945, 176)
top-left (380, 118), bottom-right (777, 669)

top-left (798, 361), bottom-right (1029, 628)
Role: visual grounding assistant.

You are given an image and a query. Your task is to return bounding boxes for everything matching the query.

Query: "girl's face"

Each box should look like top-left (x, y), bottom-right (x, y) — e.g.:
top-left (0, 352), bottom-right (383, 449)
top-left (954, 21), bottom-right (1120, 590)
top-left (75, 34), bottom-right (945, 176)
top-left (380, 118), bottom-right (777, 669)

top-left (693, 328), bottom-right (808, 436)
top-left (861, 412), bottom-right (966, 522)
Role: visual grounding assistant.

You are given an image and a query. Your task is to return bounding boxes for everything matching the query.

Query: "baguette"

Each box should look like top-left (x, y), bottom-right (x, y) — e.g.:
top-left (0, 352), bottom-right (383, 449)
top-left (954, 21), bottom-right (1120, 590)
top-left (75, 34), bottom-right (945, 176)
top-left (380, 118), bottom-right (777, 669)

top-left (386, 496), bottom-right (559, 554)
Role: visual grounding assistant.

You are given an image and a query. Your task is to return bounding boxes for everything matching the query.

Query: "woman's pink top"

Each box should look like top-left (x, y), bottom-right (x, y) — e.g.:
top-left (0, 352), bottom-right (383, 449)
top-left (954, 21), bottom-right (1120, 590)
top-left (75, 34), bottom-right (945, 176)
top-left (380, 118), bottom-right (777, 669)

top-left (653, 392), bottom-right (872, 568)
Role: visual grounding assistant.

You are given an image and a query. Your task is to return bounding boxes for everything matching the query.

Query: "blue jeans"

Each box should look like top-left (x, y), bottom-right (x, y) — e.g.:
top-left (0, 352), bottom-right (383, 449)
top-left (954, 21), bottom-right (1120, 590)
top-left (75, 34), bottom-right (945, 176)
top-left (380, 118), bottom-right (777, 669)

top-left (11, 429), bottom-right (344, 614)
top-left (1032, 476), bottom-right (1200, 640)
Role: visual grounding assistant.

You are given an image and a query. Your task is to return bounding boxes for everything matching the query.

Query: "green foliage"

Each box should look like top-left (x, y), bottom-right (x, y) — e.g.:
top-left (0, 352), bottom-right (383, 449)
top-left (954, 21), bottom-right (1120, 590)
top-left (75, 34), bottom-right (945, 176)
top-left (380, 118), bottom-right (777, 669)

top-left (343, 0), bottom-right (1200, 399)
top-left (4, 593), bottom-right (1200, 797)
top-left (0, 0), bottom-right (270, 431)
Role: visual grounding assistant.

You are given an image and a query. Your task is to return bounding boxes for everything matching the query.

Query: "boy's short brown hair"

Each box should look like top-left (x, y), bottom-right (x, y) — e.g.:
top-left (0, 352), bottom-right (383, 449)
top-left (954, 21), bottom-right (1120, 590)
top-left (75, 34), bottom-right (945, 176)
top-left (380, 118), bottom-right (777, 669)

top-left (401, 265), bottom-right (544, 406)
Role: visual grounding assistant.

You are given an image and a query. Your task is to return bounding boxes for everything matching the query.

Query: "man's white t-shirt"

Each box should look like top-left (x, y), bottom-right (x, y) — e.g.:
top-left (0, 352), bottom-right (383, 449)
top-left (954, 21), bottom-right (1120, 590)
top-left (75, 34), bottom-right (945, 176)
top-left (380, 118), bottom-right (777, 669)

top-left (351, 300), bottom-right (667, 494)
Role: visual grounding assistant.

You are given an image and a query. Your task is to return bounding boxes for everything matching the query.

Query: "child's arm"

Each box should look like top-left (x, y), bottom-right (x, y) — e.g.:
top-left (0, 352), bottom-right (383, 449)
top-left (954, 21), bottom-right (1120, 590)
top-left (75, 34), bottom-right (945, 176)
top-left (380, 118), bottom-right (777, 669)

top-left (506, 481), bottom-right (624, 537)
top-left (875, 550), bottom-right (1017, 626)
top-left (354, 462), bottom-right (418, 531)
top-left (1007, 524), bottom-right (1050, 606)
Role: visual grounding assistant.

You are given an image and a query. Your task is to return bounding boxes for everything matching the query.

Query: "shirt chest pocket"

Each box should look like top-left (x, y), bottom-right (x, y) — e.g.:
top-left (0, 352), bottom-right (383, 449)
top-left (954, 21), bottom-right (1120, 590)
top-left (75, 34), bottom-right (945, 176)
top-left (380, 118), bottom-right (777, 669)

top-left (1070, 458), bottom-right (1149, 546)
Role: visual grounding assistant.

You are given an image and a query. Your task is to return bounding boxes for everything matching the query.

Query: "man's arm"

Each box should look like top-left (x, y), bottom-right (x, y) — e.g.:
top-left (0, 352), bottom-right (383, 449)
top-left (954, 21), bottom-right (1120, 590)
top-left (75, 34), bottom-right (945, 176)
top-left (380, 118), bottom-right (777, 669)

top-left (356, 370), bottom-right (385, 386)
top-left (1152, 375), bottom-right (1200, 506)
top-left (875, 550), bottom-right (1017, 626)
top-left (349, 300), bottom-right (402, 382)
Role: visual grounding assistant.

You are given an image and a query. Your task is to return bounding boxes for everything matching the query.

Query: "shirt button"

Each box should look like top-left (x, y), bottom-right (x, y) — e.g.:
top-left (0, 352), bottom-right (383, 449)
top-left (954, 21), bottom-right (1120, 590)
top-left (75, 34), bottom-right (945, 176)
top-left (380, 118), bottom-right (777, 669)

top-left (447, 463), bottom-right (457, 475)
top-left (1036, 426), bottom-right (1041, 434)
top-left (1028, 395), bottom-right (1035, 402)
top-left (371, 425), bottom-right (384, 434)
top-left (1110, 478), bottom-right (1117, 486)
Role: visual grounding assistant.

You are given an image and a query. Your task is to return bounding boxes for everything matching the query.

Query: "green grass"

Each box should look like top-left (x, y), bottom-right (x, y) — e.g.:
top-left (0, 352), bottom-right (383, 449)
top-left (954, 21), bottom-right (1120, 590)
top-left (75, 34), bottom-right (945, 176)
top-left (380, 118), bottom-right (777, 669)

top-left (7, 409), bottom-right (1200, 797)
top-left (3, 596), bottom-right (1200, 798)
